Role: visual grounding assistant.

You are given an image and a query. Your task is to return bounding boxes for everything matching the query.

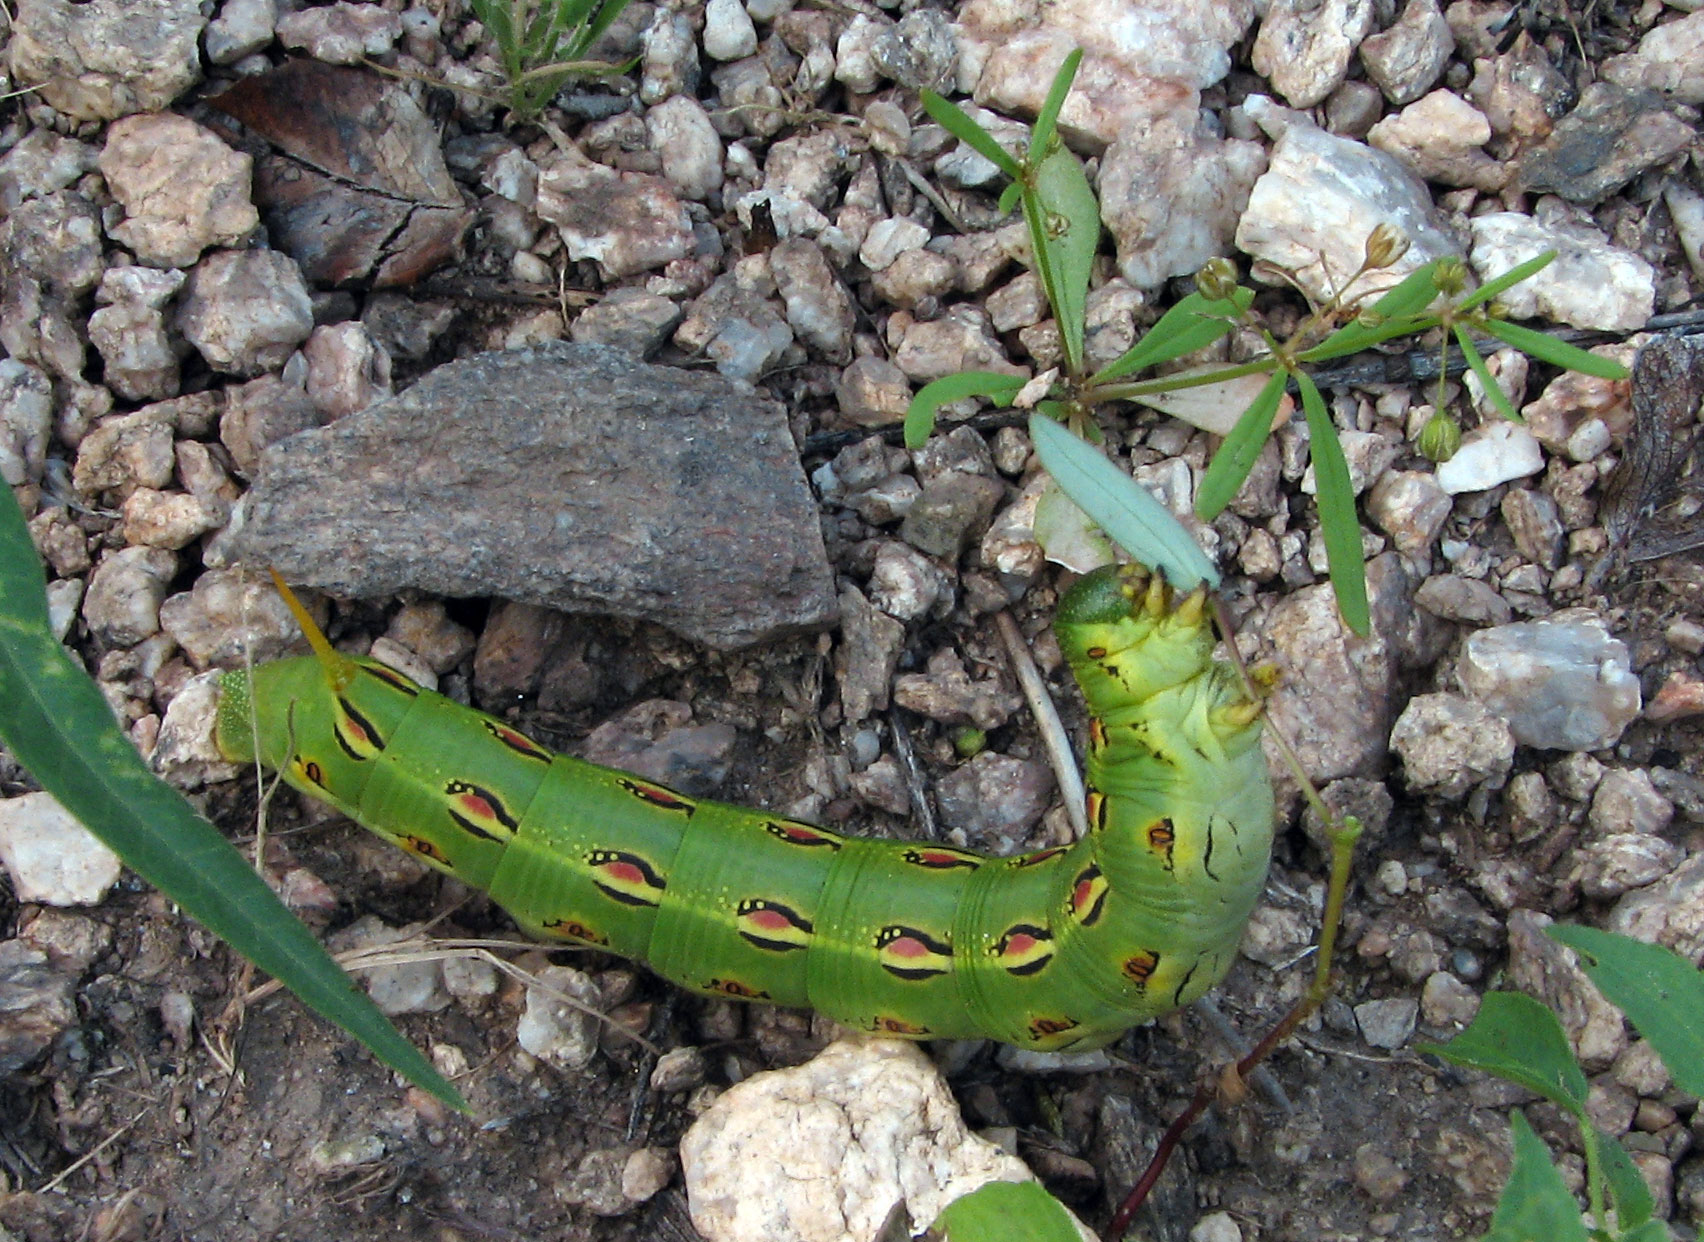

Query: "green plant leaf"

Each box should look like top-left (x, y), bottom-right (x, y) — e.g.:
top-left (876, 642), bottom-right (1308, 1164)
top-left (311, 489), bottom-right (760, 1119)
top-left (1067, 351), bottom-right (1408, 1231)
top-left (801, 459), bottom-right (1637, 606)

top-left (1455, 325), bottom-right (1521, 423)
top-left (1196, 370), bottom-right (1286, 519)
top-left (1418, 992), bottom-right (1588, 1114)
top-left (1027, 48), bottom-right (1082, 165)
top-left (1089, 288), bottom-right (1255, 384)
top-left (1296, 372), bottom-right (1369, 635)
top-left (902, 371), bottom-right (1028, 449)
top-left (921, 90), bottom-right (1022, 180)
top-left (1589, 1125), bottom-right (1654, 1230)
top-left (1306, 261), bottom-right (1444, 359)
top-left (1024, 140), bottom-right (1098, 376)
top-left (1481, 1112), bottom-right (1590, 1242)
top-left (0, 486), bottom-right (468, 1116)
top-left (933, 1180), bottom-right (1079, 1242)
top-left (1478, 319), bottom-right (1632, 380)
top-left (1456, 250), bottom-right (1555, 311)
top-left (1544, 925), bottom-right (1704, 1100)
top-left (1029, 411), bottom-right (1219, 589)
top-left (998, 180), bottom-right (1023, 215)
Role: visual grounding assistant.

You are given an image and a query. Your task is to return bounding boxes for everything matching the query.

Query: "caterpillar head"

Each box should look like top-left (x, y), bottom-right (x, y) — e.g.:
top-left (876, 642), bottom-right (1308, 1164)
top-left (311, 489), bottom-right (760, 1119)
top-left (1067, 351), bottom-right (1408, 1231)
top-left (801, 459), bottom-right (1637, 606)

top-left (1055, 564), bottom-right (1222, 716)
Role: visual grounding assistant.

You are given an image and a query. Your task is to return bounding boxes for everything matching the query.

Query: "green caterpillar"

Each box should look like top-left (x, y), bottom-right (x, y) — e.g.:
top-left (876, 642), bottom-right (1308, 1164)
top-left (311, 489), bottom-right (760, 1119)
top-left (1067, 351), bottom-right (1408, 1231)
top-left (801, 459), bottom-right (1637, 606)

top-left (214, 565), bottom-right (1274, 1051)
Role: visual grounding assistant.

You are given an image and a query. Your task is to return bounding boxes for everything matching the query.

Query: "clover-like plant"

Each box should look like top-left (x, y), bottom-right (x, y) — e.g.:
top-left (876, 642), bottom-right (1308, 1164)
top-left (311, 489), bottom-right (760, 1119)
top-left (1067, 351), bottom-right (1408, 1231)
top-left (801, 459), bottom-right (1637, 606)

top-left (911, 53), bottom-right (1629, 634)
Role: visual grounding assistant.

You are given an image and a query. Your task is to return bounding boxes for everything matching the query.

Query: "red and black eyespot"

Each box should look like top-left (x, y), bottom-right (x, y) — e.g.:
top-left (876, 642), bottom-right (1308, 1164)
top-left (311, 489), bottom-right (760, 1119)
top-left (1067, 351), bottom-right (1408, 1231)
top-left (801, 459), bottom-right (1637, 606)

top-left (735, 899), bottom-right (814, 952)
top-left (481, 718), bottom-right (552, 762)
top-left (616, 778), bottom-right (697, 816)
top-left (763, 820), bottom-right (842, 850)
top-left (291, 757), bottom-right (328, 790)
top-left (444, 779), bottom-right (519, 842)
top-left (901, 847), bottom-right (980, 871)
top-left (1067, 864), bottom-right (1108, 927)
top-left (540, 917), bottom-right (608, 947)
top-left (991, 923), bottom-right (1055, 976)
top-left (586, 849), bottom-right (667, 907)
top-left (705, 977), bottom-right (771, 1000)
top-left (1121, 949), bottom-right (1161, 988)
top-left (874, 925), bottom-right (952, 980)
top-left (359, 662), bottom-right (420, 696)
top-left (333, 697), bottom-right (385, 760)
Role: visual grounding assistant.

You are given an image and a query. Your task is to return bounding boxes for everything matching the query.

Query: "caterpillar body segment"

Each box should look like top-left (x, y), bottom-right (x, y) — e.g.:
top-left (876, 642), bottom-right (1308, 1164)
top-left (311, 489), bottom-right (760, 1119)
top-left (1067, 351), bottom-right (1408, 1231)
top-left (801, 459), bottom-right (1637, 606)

top-left (214, 564), bottom-right (1274, 1051)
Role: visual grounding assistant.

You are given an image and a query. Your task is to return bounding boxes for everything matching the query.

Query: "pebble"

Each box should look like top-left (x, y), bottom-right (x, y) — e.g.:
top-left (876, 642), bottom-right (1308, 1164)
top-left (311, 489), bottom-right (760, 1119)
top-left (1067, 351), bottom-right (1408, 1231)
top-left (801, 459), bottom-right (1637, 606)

top-left (1360, 0), bottom-right (1454, 105)
top-left (1434, 420), bottom-right (1544, 494)
top-left (1235, 101), bottom-right (1464, 309)
top-left (1354, 997), bottom-right (1419, 1049)
top-left (99, 114), bottom-right (257, 268)
top-left (0, 793), bottom-right (124, 907)
top-left (1518, 81), bottom-right (1694, 207)
top-left (1602, 10), bottom-right (1704, 104)
top-left (177, 250), bottom-right (316, 378)
top-left (1468, 207), bottom-right (1655, 332)
top-left (1458, 611), bottom-right (1641, 751)
top-left (1390, 693), bottom-right (1514, 798)
top-left (8, 0), bottom-right (203, 122)
top-left (1587, 769), bottom-right (1675, 838)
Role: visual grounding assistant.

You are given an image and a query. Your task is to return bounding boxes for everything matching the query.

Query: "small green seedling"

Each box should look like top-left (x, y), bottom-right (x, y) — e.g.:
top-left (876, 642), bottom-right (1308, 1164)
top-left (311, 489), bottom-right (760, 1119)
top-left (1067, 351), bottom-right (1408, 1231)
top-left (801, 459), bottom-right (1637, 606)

top-left (1420, 928), bottom-right (1704, 1242)
top-left (469, 0), bottom-right (634, 120)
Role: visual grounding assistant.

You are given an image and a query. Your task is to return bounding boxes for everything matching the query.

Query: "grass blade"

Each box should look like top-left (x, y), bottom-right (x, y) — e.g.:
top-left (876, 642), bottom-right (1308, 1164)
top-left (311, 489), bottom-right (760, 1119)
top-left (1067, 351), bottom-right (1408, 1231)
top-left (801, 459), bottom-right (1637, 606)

top-left (1089, 288), bottom-right (1254, 384)
top-left (1196, 370), bottom-right (1286, 519)
top-left (1479, 319), bottom-right (1632, 379)
top-left (1455, 325), bottom-right (1521, 423)
top-left (0, 487), bottom-right (468, 1114)
top-left (1296, 372), bottom-right (1368, 634)
top-left (1456, 250), bottom-right (1555, 311)
top-left (903, 371), bottom-right (1028, 449)
top-left (921, 91), bottom-right (1022, 180)
top-left (1028, 48), bottom-right (1082, 164)
top-left (1029, 412), bottom-right (1219, 589)
top-left (1545, 925), bottom-right (1704, 1099)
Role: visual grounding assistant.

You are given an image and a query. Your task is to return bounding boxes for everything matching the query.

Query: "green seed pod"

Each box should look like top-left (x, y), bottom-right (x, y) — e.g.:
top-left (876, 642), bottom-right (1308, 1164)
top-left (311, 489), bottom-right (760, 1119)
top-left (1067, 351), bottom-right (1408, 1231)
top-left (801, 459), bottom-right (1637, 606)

top-left (1418, 410), bottom-right (1462, 462)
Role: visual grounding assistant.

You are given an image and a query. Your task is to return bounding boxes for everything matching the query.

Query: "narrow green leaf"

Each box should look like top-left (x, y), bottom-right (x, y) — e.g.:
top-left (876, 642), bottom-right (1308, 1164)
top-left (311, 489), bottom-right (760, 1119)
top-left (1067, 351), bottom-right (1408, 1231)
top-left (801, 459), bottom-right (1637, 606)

top-left (1025, 141), bottom-right (1098, 376)
top-left (1481, 1113), bottom-right (1591, 1242)
top-left (1589, 1125), bottom-right (1654, 1230)
top-left (902, 371), bottom-right (1028, 449)
top-left (1479, 319), bottom-right (1632, 379)
top-left (1028, 48), bottom-right (1082, 165)
top-left (1196, 370), bottom-right (1286, 519)
top-left (1296, 313), bottom-right (1441, 365)
top-left (0, 487), bottom-right (468, 1115)
top-left (1309, 261), bottom-right (1444, 358)
top-left (921, 90), bottom-right (1022, 179)
top-left (1456, 250), bottom-right (1555, 311)
top-left (1296, 372), bottom-right (1369, 635)
top-left (1418, 992), bottom-right (1589, 1114)
top-left (562, 0), bottom-right (635, 61)
top-left (998, 180), bottom-right (1023, 216)
top-left (934, 1180), bottom-right (1080, 1242)
top-left (1089, 288), bottom-right (1255, 384)
top-left (1029, 412), bottom-right (1219, 589)
top-left (1545, 925), bottom-right (1704, 1100)
top-left (1618, 1221), bottom-right (1677, 1242)
top-left (1455, 325), bottom-right (1522, 423)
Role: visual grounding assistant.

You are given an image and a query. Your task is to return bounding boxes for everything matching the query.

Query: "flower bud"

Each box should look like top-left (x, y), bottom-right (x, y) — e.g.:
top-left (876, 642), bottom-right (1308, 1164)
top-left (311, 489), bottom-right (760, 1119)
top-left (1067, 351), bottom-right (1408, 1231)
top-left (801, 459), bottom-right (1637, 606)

top-left (1194, 256), bottom-right (1240, 303)
top-left (951, 726), bottom-right (987, 759)
top-left (1363, 223), bottom-right (1410, 270)
top-left (1432, 258), bottom-right (1468, 297)
top-left (1418, 410), bottom-right (1462, 462)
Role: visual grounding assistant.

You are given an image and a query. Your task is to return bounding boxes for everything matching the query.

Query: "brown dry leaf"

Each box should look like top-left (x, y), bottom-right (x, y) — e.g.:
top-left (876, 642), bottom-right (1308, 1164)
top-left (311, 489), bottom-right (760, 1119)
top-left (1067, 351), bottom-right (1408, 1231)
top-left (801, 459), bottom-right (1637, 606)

top-left (209, 60), bottom-right (473, 288)
top-left (1596, 334), bottom-right (1704, 581)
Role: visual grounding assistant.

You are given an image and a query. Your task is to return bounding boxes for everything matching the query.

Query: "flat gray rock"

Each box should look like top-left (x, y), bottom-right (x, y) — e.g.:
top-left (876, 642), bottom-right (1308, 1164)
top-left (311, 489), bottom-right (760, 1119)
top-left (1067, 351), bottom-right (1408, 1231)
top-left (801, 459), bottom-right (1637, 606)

top-left (211, 342), bottom-right (836, 649)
